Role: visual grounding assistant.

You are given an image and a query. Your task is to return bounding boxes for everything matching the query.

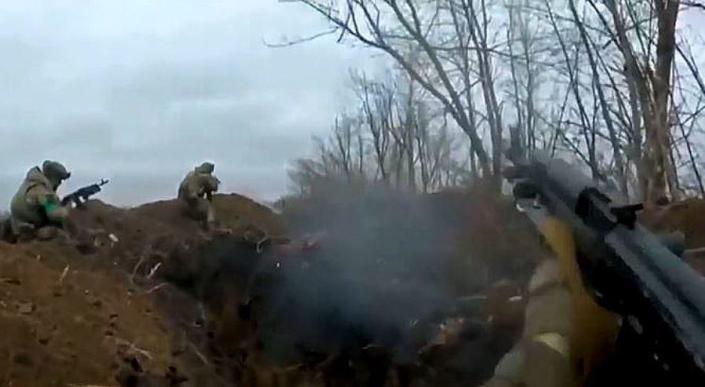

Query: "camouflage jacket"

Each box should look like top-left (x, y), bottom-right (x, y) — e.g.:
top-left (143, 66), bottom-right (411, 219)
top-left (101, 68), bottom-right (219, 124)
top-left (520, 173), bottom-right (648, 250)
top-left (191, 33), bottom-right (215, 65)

top-left (10, 166), bottom-right (65, 228)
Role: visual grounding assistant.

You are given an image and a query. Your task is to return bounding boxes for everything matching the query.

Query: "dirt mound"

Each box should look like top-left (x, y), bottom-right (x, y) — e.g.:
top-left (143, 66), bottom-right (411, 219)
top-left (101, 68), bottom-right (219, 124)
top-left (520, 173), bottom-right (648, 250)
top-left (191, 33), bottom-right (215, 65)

top-left (69, 194), bottom-right (283, 255)
top-left (0, 241), bottom-right (180, 386)
top-left (17, 188), bottom-right (705, 386)
top-left (132, 193), bottom-right (284, 237)
top-left (0, 192), bottom-right (285, 386)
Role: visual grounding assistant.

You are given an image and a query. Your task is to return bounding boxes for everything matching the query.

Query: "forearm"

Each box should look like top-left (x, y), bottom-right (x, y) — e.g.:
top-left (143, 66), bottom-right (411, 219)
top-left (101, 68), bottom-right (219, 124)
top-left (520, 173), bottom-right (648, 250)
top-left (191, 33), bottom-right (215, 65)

top-left (38, 196), bottom-right (69, 224)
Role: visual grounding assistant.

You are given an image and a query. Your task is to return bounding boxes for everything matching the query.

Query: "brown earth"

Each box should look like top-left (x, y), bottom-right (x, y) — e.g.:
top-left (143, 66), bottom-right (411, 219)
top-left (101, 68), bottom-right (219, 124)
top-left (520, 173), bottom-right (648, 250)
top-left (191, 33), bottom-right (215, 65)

top-left (2, 190), bottom-right (703, 387)
top-left (0, 193), bottom-right (284, 387)
top-left (0, 241), bottom-right (173, 387)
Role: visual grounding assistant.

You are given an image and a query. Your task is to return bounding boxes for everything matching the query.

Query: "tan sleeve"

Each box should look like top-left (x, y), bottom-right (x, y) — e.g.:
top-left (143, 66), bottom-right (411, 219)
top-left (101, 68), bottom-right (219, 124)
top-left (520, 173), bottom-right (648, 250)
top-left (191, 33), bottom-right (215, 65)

top-left (522, 336), bottom-right (574, 387)
top-left (482, 259), bottom-right (576, 387)
top-left (482, 348), bottom-right (524, 387)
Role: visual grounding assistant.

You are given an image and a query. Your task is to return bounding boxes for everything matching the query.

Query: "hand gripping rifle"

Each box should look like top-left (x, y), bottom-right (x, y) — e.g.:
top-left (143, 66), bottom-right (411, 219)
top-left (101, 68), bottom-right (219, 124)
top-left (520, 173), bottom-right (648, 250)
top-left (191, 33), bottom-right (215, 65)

top-left (504, 155), bottom-right (705, 386)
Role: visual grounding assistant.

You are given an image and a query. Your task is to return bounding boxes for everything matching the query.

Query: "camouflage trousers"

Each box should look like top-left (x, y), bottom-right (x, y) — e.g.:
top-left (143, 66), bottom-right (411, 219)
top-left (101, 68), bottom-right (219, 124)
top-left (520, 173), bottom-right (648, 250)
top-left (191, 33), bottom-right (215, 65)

top-left (7, 206), bottom-right (75, 243)
top-left (8, 220), bottom-right (67, 242)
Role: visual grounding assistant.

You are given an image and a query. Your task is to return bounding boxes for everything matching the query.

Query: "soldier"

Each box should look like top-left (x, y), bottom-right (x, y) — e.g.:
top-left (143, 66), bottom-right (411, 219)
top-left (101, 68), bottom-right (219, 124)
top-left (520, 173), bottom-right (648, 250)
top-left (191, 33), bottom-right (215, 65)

top-left (178, 162), bottom-right (220, 229)
top-left (9, 160), bottom-right (73, 241)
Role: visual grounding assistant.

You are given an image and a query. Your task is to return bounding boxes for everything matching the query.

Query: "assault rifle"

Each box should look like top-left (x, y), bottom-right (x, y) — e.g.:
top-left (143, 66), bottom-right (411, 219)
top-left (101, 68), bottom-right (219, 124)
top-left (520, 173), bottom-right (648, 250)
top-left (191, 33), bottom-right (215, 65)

top-left (504, 154), bottom-right (705, 386)
top-left (61, 179), bottom-right (109, 208)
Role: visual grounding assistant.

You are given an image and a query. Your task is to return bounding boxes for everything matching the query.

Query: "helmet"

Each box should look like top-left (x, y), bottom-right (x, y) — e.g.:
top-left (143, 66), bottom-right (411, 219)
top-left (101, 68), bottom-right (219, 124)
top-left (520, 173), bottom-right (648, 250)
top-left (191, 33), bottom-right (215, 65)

top-left (42, 160), bottom-right (71, 181)
top-left (195, 162), bottom-right (215, 174)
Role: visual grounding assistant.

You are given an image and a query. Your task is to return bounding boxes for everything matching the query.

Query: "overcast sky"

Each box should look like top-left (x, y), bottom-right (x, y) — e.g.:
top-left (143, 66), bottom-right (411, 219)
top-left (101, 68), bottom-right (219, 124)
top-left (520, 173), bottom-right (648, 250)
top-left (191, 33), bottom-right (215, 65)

top-left (0, 3), bottom-right (702, 209)
top-left (0, 1), bottom-right (382, 207)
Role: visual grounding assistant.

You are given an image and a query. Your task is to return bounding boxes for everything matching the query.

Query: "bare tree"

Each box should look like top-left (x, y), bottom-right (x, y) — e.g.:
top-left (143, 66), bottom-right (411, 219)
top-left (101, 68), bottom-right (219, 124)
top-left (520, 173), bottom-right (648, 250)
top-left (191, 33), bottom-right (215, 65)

top-left (568, 0), bottom-right (628, 196)
top-left (289, 66), bottom-right (468, 195)
top-left (293, 0), bottom-right (494, 177)
top-left (591, 0), bottom-right (680, 203)
top-left (352, 71), bottom-right (393, 182)
top-left (284, 0), bottom-right (705, 203)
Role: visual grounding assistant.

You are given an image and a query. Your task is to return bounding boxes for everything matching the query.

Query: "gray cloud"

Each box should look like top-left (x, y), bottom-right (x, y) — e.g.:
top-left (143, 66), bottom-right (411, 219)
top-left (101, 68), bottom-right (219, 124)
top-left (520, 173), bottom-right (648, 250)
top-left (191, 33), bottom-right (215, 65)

top-left (0, 1), bottom-right (381, 207)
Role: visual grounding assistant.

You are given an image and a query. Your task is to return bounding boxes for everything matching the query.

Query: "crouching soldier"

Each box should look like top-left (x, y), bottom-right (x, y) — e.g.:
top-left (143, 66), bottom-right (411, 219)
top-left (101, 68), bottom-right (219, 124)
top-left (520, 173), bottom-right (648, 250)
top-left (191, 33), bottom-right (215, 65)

top-left (178, 162), bottom-right (220, 230)
top-left (10, 160), bottom-right (74, 241)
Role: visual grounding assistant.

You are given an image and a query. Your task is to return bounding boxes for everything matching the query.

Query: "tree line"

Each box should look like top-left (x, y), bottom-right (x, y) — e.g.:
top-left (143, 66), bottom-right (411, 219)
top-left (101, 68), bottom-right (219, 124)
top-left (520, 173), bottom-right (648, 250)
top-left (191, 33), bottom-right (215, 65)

top-left (284, 0), bottom-right (705, 205)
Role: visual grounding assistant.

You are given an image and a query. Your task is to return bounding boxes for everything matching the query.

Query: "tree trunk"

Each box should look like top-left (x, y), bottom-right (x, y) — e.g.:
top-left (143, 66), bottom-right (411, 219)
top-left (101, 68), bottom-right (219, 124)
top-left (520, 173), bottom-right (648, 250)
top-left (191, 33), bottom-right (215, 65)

top-left (644, 0), bottom-right (679, 203)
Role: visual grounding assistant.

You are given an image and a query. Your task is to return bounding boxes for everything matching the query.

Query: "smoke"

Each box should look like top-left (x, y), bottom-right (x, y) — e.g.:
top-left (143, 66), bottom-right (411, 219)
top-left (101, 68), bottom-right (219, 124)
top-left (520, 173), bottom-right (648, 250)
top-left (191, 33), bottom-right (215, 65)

top-left (157, 179), bottom-right (539, 385)
top-left (253, 182), bottom-right (475, 365)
